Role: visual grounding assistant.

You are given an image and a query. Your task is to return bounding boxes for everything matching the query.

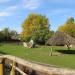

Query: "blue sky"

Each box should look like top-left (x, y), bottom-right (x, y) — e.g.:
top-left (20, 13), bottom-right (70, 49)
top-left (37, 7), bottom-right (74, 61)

top-left (0, 0), bottom-right (75, 33)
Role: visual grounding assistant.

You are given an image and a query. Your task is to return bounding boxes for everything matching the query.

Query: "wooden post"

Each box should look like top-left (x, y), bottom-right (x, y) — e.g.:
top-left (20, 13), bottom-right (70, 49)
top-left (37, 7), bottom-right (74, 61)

top-left (49, 48), bottom-right (53, 56)
top-left (0, 58), bottom-right (5, 75)
top-left (51, 48), bottom-right (53, 56)
top-left (0, 63), bottom-right (3, 75)
top-left (10, 61), bottom-right (15, 75)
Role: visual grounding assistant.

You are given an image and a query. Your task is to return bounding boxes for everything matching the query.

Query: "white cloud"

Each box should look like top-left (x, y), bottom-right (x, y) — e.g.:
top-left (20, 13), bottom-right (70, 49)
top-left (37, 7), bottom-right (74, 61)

top-left (6, 5), bottom-right (18, 11)
top-left (47, 0), bottom-right (75, 4)
top-left (22, 0), bottom-right (41, 10)
top-left (0, 12), bottom-right (11, 17)
top-left (46, 8), bottom-right (71, 16)
top-left (0, 5), bottom-right (18, 17)
top-left (25, 3), bottom-right (39, 10)
top-left (0, 0), bottom-right (10, 3)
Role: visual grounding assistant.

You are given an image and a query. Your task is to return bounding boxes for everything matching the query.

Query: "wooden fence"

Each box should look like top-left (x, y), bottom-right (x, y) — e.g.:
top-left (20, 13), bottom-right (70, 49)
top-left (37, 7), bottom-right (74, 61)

top-left (0, 55), bottom-right (75, 75)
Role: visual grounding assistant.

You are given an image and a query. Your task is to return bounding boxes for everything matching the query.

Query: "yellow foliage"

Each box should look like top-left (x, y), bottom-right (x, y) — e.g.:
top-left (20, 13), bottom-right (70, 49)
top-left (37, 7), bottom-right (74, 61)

top-left (20, 13), bottom-right (49, 41)
top-left (58, 17), bottom-right (75, 37)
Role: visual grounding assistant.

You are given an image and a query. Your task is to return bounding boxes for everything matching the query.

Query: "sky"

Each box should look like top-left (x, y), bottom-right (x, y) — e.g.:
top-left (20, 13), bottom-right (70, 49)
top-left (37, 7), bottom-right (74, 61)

top-left (0, 0), bottom-right (75, 33)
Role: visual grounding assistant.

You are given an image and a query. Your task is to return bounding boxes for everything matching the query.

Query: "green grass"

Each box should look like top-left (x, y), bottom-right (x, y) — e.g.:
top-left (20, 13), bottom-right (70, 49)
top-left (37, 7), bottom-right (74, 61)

top-left (0, 43), bottom-right (75, 69)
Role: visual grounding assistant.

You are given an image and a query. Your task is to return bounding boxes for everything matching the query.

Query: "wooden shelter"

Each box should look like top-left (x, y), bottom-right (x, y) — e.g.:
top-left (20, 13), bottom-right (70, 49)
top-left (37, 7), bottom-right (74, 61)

top-left (46, 31), bottom-right (75, 47)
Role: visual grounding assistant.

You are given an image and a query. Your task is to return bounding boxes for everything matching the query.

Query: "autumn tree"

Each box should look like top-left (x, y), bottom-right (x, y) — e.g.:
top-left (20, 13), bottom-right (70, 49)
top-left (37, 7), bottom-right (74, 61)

top-left (58, 17), bottom-right (75, 38)
top-left (20, 13), bottom-right (53, 43)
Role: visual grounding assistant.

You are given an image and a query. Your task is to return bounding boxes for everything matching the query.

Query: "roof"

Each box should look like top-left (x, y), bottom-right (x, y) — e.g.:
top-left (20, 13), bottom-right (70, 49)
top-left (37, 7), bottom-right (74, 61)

top-left (46, 31), bottom-right (75, 46)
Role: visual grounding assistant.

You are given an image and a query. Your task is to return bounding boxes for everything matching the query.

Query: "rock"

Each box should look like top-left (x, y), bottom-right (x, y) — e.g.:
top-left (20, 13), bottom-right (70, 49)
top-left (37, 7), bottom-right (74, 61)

top-left (23, 40), bottom-right (35, 48)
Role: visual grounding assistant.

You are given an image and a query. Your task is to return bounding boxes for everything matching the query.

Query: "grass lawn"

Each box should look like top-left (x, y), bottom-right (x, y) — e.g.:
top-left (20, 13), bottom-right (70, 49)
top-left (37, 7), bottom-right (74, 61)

top-left (0, 43), bottom-right (75, 69)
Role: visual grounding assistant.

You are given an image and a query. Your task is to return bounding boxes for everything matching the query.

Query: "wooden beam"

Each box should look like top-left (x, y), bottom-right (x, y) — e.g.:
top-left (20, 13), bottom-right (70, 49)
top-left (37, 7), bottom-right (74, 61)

top-left (10, 61), bottom-right (15, 75)
top-left (10, 63), bottom-right (27, 75)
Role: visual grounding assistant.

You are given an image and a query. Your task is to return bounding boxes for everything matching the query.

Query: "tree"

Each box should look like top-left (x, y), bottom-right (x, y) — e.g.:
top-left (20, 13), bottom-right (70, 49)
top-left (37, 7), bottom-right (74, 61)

top-left (20, 13), bottom-right (52, 43)
top-left (1, 28), bottom-right (11, 41)
top-left (0, 31), bottom-right (5, 41)
top-left (0, 28), bottom-right (18, 41)
top-left (31, 28), bottom-right (52, 44)
top-left (10, 30), bottom-right (18, 40)
top-left (58, 17), bottom-right (75, 38)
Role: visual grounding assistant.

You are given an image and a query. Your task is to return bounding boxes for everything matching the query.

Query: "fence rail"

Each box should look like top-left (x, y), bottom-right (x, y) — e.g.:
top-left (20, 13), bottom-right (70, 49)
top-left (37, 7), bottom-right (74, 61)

top-left (0, 55), bottom-right (75, 75)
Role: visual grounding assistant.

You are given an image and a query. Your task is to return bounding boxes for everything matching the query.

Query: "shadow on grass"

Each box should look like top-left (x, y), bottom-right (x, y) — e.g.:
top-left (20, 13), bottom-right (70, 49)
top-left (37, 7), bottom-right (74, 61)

top-left (0, 44), bottom-right (3, 46)
top-left (57, 50), bottom-right (75, 55)
top-left (0, 51), bottom-right (7, 55)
